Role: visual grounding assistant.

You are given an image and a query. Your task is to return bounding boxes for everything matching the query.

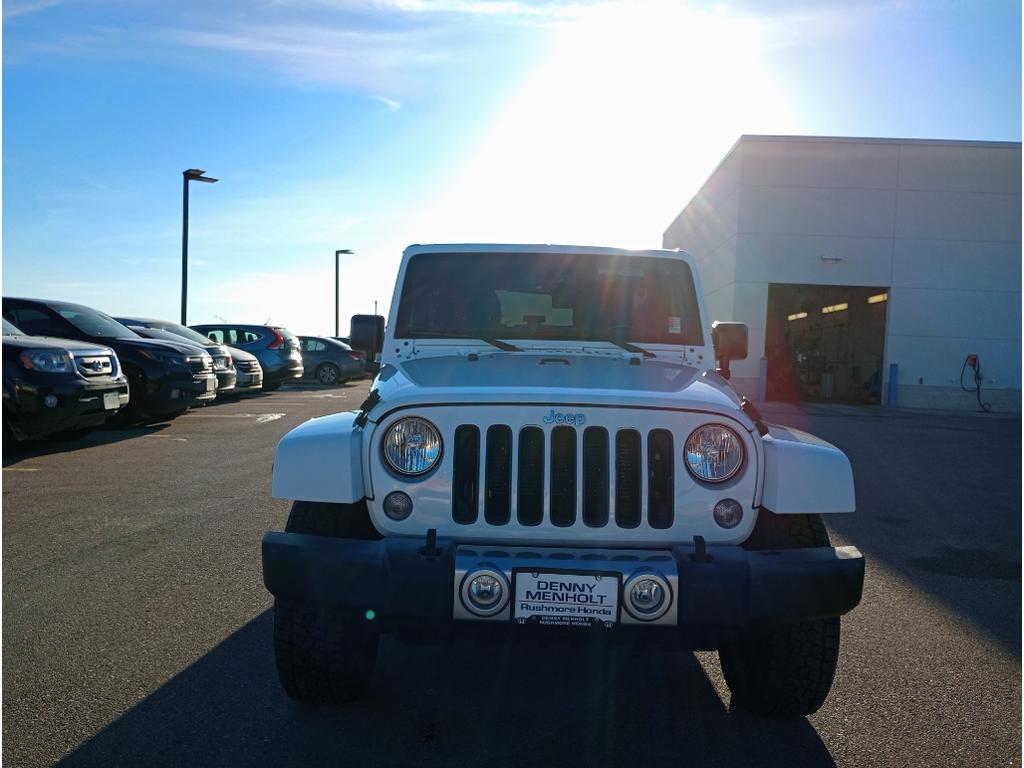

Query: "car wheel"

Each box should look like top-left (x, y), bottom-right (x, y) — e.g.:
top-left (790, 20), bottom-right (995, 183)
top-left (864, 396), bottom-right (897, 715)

top-left (273, 501), bottom-right (381, 705)
top-left (316, 364), bottom-right (340, 386)
top-left (718, 512), bottom-right (841, 718)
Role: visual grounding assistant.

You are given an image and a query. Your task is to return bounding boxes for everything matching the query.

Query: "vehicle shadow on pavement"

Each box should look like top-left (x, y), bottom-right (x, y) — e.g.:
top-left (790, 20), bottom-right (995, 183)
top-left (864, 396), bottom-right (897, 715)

top-left (2, 423), bottom-right (172, 467)
top-left (57, 611), bottom-right (835, 768)
top-left (765, 407), bottom-right (1022, 656)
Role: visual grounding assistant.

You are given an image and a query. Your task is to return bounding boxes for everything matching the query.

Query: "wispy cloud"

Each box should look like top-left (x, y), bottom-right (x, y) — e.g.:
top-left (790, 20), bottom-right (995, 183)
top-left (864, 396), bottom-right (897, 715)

top-left (371, 94), bottom-right (402, 110)
top-left (2, 0), bottom-right (62, 18)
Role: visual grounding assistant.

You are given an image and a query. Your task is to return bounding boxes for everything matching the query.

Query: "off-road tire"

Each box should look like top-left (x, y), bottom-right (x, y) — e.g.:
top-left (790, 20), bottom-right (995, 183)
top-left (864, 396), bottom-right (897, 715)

top-left (718, 511), bottom-right (841, 718)
top-left (316, 363), bottom-right (340, 386)
top-left (273, 597), bottom-right (378, 706)
top-left (284, 500), bottom-right (381, 540)
top-left (272, 500), bottom-right (381, 705)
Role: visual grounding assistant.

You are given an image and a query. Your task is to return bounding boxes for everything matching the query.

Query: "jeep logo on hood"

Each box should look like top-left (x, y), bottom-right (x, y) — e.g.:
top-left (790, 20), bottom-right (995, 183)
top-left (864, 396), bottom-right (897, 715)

top-left (543, 409), bottom-right (585, 426)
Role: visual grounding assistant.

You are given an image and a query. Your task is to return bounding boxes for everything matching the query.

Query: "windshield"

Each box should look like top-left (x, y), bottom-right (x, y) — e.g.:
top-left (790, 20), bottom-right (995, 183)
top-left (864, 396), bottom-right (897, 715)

top-left (395, 252), bottom-right (703, 346)
top-left (54, 304), bottom-right (139, 339)
top-left (2, 319), bottom-right (24, 336)
top-left (131, 326), bottom-right (201, 347)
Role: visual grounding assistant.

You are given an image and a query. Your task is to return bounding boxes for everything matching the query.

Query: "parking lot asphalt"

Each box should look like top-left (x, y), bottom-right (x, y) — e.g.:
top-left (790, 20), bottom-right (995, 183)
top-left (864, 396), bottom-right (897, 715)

top-left (2, 383), bottom-right (1020, 768)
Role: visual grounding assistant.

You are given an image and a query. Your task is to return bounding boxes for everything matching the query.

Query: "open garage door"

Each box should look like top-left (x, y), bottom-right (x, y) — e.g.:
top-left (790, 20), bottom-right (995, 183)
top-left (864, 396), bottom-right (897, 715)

top-left (765, 284), bottom-right (888, 404)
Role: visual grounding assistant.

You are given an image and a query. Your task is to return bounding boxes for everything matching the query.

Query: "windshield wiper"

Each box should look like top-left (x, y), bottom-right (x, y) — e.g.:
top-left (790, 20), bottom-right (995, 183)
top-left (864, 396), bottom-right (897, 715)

top-left (597, 337), bottom-right (655, 358)
top-left (406, 330), bottom-right (521, 352)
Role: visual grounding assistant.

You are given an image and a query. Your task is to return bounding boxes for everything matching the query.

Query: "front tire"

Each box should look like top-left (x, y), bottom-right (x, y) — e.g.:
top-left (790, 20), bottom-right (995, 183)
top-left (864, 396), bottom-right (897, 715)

top-left (718, 512), bottom-right (842, 718)
top-left (272, 500), bottom-right (380, 705)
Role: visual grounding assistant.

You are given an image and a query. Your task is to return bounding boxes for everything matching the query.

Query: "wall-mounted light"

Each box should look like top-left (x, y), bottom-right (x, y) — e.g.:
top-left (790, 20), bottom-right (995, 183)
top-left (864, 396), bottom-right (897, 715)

top-left (867, 292), bottom-right (888, 304)
top-left (787, 311), bottom-right (808, 321)
top-left (821, 302), bottom-right (849, 314)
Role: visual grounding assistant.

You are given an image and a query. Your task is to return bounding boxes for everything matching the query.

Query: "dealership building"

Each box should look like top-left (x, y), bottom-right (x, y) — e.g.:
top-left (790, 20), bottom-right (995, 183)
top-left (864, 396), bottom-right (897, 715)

top-left (664, 135), bottom-right (1022, 411)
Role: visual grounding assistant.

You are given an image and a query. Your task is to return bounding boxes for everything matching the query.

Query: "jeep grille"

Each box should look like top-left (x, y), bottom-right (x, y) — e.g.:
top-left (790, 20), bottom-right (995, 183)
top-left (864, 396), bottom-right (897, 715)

top-left (451, 424), bottom-right (675, 529)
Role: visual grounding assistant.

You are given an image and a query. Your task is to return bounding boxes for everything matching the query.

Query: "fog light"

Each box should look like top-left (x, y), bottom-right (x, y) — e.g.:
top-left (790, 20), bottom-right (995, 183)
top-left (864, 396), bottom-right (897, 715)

top-left (383, 491), bottom-right (413, 521)
top-left (713, 498), bottom-right (743, 528)
top-left (43, 395), bottom-right (58, 408)
top-left (460, 568), bottom-right (509, 617)
top-left (623, 572), bottom-right (671, 621)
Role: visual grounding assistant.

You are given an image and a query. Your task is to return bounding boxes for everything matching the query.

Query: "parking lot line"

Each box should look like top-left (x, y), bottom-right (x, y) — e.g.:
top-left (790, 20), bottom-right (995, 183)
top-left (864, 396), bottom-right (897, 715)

top-left (3, 467), bottom-right (40, 472)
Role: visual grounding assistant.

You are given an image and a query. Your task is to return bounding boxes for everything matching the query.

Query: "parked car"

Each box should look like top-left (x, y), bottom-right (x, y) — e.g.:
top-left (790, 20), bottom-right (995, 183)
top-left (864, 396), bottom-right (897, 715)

top-left (298, 336), bottom-right (365, 385)
top-left (227, 346), bottom-right (264, 393)
top-left (115, 317), bottom-right (236, 395)
top-left (2, 318), bottom-right (130, 441)
top-left (333, 336), bottom-right (377, 375)
top-left (2, 298), bottom-right (217, 425)
top-left (191, 324), bottom-right (303, 391)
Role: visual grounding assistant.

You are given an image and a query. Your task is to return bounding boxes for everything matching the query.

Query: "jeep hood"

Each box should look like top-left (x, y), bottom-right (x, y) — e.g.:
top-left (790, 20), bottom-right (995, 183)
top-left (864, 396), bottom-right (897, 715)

top-left (370, 353), bottom-right (749, 424)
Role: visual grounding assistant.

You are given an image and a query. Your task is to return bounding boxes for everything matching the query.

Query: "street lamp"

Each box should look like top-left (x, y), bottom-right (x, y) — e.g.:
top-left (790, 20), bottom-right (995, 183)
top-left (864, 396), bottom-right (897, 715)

top-left (335, 249), bottom-right (353, 336)
top-left (181, 168), bottom-right (218, 324)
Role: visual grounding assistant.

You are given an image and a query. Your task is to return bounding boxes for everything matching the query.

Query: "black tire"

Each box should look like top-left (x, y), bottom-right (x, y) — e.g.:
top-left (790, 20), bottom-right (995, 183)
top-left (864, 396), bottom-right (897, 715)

top-left (718, 512), bottom-right (841, 718)
top-left (316, 363), bottom-right (340, 386)
top-left (273, 500), bottom-right (381, 705)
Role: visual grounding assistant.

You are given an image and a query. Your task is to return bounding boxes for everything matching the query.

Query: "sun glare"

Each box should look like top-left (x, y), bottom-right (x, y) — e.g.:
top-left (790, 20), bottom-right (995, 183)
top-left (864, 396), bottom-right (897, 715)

top-left (407, 0), bottom-right (798, 248)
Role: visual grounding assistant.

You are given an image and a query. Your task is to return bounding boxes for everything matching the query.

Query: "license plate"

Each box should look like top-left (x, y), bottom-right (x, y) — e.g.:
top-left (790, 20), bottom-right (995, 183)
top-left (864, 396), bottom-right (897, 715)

top-left (206, 378), bottom-right (216, 392)
top-left (102, 392), bottom-right (120, 410)
top-left (513, 570), bottom-right (619, 628)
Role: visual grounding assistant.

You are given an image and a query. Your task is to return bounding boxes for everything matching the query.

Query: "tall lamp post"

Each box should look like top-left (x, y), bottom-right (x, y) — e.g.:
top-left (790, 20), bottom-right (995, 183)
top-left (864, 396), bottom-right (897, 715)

top-left (335, 249), bottom-right (353, 336)
top-left (181, 168), bottom-right (218, 324)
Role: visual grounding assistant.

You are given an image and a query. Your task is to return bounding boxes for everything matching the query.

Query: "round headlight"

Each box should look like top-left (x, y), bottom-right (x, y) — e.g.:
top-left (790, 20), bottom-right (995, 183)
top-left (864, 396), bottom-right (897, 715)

top-left (685, 424), bottom-right (743, 483)
top-left (382, 417), bottom-right (442, 476)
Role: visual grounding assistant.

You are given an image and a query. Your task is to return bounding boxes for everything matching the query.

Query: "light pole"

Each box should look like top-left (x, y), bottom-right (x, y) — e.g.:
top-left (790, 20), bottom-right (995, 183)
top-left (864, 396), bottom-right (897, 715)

top-left (181, 168), bottom-right (218, 324)
top-left (335, 249), bottom-right (353, 336)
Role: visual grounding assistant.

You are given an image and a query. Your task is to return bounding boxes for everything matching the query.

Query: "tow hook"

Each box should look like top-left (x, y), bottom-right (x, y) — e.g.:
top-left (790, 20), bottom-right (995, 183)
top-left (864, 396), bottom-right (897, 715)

top-left (421, 528), bottom-right (440, 558)
top-left (691, 535), bottom-right (710, 563)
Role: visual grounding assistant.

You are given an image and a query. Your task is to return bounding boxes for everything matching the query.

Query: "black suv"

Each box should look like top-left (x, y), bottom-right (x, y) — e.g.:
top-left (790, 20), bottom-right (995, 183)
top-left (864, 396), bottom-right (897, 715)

top-left (191, 324), bottom-right (303, 391)
top-left (115, 317), bottom-right (237, 395)
top-left (2, 318), bottom-right (130, 440)
top-left (3, 298), bottom-right (217, 425)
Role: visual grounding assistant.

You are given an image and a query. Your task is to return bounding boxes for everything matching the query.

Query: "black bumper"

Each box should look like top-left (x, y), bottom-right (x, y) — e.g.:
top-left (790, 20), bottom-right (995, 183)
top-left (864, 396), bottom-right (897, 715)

top-left (262, 533), bottom-right (864, 628)
top-left (143, 372), bottom-right (217, 413)
top-left (5, 374), bottom-right (130, 438)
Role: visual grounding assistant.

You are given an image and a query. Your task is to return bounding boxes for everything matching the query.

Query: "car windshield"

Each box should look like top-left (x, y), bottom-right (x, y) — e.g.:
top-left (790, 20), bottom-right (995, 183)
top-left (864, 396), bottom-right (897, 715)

top-left (395, 251), bottom-right (704, 346)
top-left (54, 304), bottom-right (139, 339)
top-left (2, 318), bottom-right (24, 336)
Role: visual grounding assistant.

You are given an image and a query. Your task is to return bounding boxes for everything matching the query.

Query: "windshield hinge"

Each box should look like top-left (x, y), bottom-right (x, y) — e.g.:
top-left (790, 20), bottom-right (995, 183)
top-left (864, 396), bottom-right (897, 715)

top-left (355, 389), bottom-right (381, 428)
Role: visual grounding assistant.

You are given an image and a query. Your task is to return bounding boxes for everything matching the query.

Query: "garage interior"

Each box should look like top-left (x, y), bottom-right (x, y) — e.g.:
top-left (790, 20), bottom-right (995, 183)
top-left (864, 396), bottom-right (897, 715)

top-left (764, 283), bottom-right (889, 404)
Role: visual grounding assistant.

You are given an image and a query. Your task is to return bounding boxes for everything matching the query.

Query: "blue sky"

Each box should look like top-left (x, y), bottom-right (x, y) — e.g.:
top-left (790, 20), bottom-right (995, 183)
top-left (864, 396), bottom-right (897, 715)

top-left (3, 0), bottom-right (1020, 334)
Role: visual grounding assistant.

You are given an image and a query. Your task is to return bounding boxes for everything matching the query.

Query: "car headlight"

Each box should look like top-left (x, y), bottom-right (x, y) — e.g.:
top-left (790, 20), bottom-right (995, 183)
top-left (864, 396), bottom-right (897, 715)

top-left (684, 424), bottom-right (744, 483)
top-left (382, 417), bottom-right (443, 476)
top-left (140, 349), bottom-right (188, 368)
top-left (19, 349), bottom-right (73, 373)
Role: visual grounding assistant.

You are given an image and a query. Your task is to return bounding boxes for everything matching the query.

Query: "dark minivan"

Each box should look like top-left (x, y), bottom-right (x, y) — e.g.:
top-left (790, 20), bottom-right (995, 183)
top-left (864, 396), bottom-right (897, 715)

top-left (3, 298), bottom-right (217, 425)
top-left (115, 317), bottom-right (237, 395)
top-left (2, 318), bottom-right (130, 440)
top-left (191, 324), bottom-right (303, 391)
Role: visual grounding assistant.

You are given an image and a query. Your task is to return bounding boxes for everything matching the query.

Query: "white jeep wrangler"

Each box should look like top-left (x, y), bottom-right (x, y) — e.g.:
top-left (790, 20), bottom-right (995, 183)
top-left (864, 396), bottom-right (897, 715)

top-left (263, 244), bottom-right (863, 717)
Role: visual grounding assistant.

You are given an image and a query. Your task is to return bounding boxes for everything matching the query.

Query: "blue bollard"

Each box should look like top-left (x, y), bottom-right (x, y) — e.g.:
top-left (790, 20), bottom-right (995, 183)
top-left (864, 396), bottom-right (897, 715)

top-left (886, 363), bottom-right (898, 408)
top-left (758, 357), bottom-right (768, 401)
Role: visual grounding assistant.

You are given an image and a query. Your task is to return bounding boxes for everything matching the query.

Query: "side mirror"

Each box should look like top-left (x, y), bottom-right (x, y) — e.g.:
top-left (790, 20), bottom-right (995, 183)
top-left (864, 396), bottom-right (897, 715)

top-left (350, 315), bottom-right (385, 359)
top-left (711, 321), bottom-right (748, 380)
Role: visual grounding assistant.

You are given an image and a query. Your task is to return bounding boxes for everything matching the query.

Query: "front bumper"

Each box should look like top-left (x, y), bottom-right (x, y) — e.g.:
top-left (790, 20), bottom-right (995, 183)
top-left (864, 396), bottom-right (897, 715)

top-left (5, 374), bottom-right (130, 438)
top-left (145, 372), bottom-right (218, 413)
top-left (262, 534), bottom-right (864, 632)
